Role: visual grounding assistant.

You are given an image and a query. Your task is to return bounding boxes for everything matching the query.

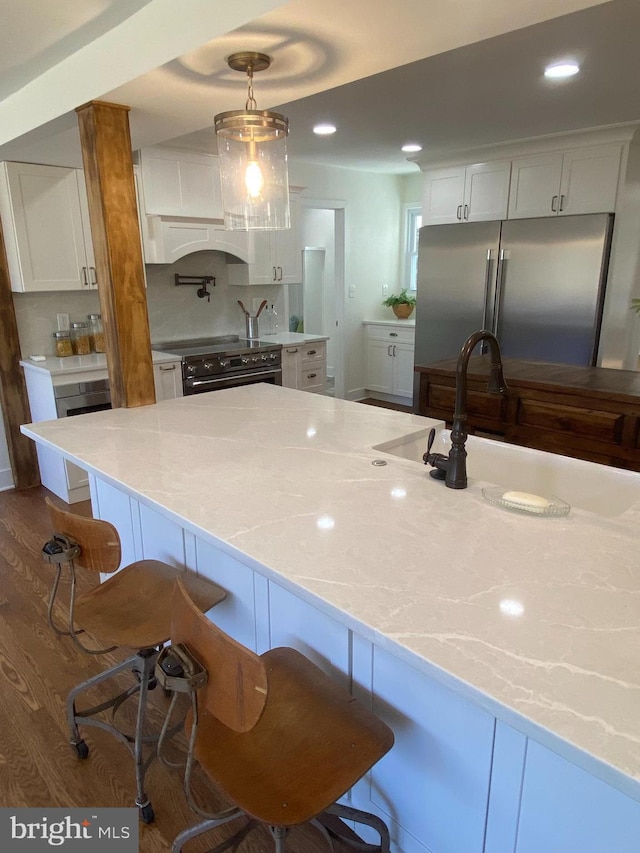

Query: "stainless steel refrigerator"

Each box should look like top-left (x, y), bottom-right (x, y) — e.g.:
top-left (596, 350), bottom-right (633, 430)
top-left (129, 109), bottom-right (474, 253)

top-left (414, 213), bottom-right (614, 371)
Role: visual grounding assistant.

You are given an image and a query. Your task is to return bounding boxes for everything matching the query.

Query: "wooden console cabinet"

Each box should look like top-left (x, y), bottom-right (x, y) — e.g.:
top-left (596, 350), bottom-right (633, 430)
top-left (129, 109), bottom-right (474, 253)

top-left (416, 357), bottom-right (640, 471)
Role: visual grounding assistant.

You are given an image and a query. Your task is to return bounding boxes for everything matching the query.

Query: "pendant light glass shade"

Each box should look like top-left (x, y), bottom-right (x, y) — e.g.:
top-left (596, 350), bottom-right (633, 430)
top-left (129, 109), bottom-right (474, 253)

top-left (215, 53), bottom-right (290, 231)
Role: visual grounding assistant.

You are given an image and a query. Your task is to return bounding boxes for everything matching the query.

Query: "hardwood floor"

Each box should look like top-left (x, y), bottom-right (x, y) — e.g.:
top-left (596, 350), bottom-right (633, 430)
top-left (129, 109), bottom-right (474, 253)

top-left (0, 486), bottom-right (356, 852)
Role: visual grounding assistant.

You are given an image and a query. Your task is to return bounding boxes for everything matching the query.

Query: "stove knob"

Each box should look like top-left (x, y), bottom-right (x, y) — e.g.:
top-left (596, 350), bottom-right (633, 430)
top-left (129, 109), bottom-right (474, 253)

top-left (186, 364), bottom-right (196, 374)
top-left (204, 362), bottom-right (215, 371)
top-left (252, 356), bottom-right (260, 364)
top-left (241, 356), bottom-right (250, 365)
top-left (269, 352), bottom-right (278, 361)
top-left (260, 354), bottom-right (269, 362)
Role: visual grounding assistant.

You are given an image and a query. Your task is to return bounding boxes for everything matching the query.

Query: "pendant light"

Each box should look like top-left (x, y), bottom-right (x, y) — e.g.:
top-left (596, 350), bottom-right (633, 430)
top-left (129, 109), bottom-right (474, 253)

top-left (215, 52), bottom-right (290, 231)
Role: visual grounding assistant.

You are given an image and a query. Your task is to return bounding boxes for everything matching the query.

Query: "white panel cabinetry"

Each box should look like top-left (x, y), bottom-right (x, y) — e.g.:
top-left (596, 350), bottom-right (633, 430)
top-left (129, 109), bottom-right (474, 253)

top-left (153, 359), bottom-right (183, 401)
top-left (508, 143), bottom-right (622, 219)
top-left (281, 339), bottom-right (327, 393)
top-left (422, 161), bottom-right (511, 225)
top-left (137, 146), bottom-right (223, 219)
top-left (227, 193), bottom-right (301, 285)
top-left (0, 162), bottom-right (97, 292)
top-left (364, 323), bottom-right (415, 400)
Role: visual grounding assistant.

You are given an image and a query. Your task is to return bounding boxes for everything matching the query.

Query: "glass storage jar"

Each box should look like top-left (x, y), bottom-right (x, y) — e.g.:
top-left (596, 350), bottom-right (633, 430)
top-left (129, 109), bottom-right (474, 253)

top-left (88, 314), bottom-right (105, 352)
top-left (53, 330), bottom-right (73, 357)
top-left (70, 322), bottom-right (90, 355)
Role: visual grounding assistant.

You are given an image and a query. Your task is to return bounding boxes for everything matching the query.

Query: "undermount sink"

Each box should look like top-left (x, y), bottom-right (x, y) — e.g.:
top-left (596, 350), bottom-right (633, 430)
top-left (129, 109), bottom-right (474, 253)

top-left (374, 428), bottom-right (640, 517)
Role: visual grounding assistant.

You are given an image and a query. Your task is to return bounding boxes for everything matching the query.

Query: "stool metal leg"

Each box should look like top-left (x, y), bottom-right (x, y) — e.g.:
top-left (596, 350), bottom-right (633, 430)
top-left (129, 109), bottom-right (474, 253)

top-left (321, 803), bottom-right (391, 853)
top-left (171, 810), bottom-right (243, 853)
top-left (269, 825), bottom-right (289, 853)
top-left (66, 648), bottom-right (162, 822)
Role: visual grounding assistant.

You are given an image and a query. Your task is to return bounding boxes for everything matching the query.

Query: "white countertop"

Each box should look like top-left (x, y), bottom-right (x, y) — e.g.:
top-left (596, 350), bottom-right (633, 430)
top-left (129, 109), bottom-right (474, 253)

top-left (264, 331), bottom-right (330, 346)
top-left (20, 350), bottom-right (180, 377)
top-left (363, 318), bottom-right (416, 327)
top-left (20, 385), bottom-right (640, 798)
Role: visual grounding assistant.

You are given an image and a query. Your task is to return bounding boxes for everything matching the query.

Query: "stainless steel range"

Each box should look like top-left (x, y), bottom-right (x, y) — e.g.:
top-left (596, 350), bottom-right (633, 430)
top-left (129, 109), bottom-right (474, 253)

top-left (154, 335), bottom-right (282, 395)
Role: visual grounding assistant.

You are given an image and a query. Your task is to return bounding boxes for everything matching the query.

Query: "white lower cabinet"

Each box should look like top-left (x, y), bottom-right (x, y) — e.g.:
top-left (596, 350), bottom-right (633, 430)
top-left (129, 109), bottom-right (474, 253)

top-left (281, 339), bottom-right (327, 393)
top-left (364, 323), bottom-right (415, 400)
top-left (153, 359), bottom-right (183, 401)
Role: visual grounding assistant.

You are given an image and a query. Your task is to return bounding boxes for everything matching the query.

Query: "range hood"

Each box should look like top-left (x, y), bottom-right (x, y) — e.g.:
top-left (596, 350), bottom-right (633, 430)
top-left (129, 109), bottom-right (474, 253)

top-left (139, 215), bottom-right (250, 265)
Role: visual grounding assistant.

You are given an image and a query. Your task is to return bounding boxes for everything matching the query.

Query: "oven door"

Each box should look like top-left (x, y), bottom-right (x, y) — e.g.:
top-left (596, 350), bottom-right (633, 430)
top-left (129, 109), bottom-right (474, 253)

top-left (54, 380), bottom-right (112, 417)
top-left (185, 367), bottom-right (282, 395)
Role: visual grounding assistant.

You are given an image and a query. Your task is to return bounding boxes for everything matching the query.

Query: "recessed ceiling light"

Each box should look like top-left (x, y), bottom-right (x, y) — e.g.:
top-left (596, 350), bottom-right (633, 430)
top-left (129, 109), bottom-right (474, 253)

top-left (313, 123), bottom-right (337, 135)
top-left (402, 143), bottom-right (422, 153)
top-left (544, 62), bottom-right (580, 79)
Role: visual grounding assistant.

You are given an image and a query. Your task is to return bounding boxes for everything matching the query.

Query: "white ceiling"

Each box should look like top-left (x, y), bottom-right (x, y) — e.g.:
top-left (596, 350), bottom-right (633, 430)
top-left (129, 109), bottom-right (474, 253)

top-left (0, 0), bottom-right (634, 175)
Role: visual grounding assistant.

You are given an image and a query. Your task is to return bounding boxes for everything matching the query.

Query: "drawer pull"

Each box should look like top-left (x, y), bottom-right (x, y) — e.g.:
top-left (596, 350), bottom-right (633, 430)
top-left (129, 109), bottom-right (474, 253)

top-left (307, 373), bottom-right (317, 379)
top-left (306, 349), bottom-right (317, 356)
top-left (286, 348), bottom-right (298, 353)
top-left (159, 364), bottom-right (176, 371)
top-left (389, 332), bottom-right (398, 337)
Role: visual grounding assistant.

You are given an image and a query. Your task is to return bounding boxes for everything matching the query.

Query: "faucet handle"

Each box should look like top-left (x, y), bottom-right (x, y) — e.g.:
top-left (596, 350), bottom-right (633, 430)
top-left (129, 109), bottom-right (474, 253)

top-left (426, 428), bottom-right (436, 456)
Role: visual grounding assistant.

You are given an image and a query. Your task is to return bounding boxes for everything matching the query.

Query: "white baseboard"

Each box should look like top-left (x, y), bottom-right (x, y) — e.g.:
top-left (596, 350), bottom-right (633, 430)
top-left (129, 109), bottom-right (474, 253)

top-left (346, 387), bottom-right (366, 401)
top-left (0, 467), bottom-right (15, 491)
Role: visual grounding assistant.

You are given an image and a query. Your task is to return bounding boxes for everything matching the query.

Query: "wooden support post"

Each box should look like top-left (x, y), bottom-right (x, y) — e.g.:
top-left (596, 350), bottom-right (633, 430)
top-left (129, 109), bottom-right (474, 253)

top-left (76, 100), bottom-right (155, 408)
top-left (0, 222), bottom-right (40, 489)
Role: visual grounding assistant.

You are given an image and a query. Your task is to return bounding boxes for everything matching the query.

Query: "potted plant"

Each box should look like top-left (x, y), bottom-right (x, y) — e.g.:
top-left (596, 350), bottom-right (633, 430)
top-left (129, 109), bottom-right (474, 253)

top-left (383, 288), bottom-right (417, 319)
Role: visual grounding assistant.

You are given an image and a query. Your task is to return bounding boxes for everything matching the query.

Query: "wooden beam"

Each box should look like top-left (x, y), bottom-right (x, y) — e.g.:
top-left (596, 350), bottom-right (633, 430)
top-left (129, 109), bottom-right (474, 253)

top-left (0, 221), bottom-right (40, 489)
top-left (76, 100), bottom-right (155, 408)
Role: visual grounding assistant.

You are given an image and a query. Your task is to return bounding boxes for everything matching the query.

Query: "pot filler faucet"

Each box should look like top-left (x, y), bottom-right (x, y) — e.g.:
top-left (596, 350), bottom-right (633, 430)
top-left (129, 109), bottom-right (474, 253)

top-left (423, 330), bottom-right (509, 489)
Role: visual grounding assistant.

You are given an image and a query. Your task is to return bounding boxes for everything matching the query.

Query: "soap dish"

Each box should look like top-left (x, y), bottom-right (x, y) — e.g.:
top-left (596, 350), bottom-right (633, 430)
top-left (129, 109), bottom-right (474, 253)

top-left (482, 487), bottom-right (570, 518)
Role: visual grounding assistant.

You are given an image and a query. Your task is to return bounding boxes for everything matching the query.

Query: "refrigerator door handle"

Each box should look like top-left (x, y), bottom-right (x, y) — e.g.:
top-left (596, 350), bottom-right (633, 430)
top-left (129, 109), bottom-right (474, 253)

top-left (493, 249), bottom-right (506, 337)
top-left (481, 249), bottom-right (492, 331)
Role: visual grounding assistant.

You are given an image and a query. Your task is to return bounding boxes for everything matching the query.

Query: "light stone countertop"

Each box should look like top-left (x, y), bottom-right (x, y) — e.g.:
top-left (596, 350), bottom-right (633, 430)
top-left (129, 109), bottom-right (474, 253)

top-left (20, 384), bottom-right (640, 799)
top-left (264, 331), bottom-right (330, 346)
top-left (20, 350), bottom-right (180, 377)
top-left (363, 318), bottom-right (416, 327)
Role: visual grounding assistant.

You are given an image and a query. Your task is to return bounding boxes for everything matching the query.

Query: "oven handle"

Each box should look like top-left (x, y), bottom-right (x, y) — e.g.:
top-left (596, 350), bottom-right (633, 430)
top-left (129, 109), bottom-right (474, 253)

top-left (189, 368), bottom-right (281, 389)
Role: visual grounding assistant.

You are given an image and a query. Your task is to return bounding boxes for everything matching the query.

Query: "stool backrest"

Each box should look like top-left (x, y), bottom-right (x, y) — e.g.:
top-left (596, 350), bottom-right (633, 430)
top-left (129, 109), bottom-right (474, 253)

top-left (172, 578), bottom-right (268, 733)
top-left (46, 497), bottom-right (121, 575)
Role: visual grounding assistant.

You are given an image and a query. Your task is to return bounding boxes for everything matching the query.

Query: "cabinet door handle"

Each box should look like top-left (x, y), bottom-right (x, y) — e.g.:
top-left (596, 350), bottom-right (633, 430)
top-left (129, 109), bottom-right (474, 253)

top-left (159, 364), bottom-right (176, 371)
top-left (279, 266), bottom-right (283, 281)
top-left (81, 266), bottom-right (89, 287)
top-left (90, 266), bottom-right (97, 286)
top-left (463, 204), bottom-right (469, 220)
top-left (393, 345), bottom-right (397, 357)
top-left (559, 194), bottom-right (565, 211)
top-left (456, 204), bottom-right (462, 220)
top-left (272, 266), bottom-right (277, 281)
top-left (388, 345), bottom-right (393, 357)
top-left (551, 195), bottom-right (558, 212)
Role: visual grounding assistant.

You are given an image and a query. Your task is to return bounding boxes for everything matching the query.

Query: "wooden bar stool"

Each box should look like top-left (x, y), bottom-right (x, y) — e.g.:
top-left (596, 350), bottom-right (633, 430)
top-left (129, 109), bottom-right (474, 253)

top-left (166, 578), bottom-right (395, 852)
top-left (42, 497), bottom-right (226, 824)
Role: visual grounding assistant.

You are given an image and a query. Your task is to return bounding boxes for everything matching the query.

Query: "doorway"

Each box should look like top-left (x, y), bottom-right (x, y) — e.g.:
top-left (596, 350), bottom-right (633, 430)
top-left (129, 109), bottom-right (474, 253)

top-left (291, 200), bottom-right (346, 399)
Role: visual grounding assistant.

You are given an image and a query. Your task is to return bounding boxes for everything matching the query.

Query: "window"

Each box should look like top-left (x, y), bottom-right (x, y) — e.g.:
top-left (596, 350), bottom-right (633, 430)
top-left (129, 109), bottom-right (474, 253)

top-left (403, 205), bottom-right (422, 291)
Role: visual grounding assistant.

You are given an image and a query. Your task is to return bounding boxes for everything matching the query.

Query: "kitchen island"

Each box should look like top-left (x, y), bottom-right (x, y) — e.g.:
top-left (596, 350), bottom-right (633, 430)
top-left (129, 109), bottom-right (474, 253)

top-left (21, 385), bottom-right (640, 853)
top-left (416, 356), bottom-right (640, 470)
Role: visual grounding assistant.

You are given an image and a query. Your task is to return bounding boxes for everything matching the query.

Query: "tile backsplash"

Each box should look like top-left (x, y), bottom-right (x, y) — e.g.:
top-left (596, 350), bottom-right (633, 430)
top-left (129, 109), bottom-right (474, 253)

top-left (13, 250), bottom-right (286, 357)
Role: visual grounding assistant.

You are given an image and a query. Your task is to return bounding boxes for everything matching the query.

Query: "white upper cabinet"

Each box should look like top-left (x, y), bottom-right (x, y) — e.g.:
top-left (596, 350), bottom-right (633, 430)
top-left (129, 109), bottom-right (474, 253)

top-left (422, 161), bottom-right (511, 225)
top-left (227, 193), bottom-right (301, 286)
top-left (136, 147), bottom-right (223, 219)
top-left (508, 144), bottom-right (622, 219)
top-left (0, 162), bottom-right (97, 292)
